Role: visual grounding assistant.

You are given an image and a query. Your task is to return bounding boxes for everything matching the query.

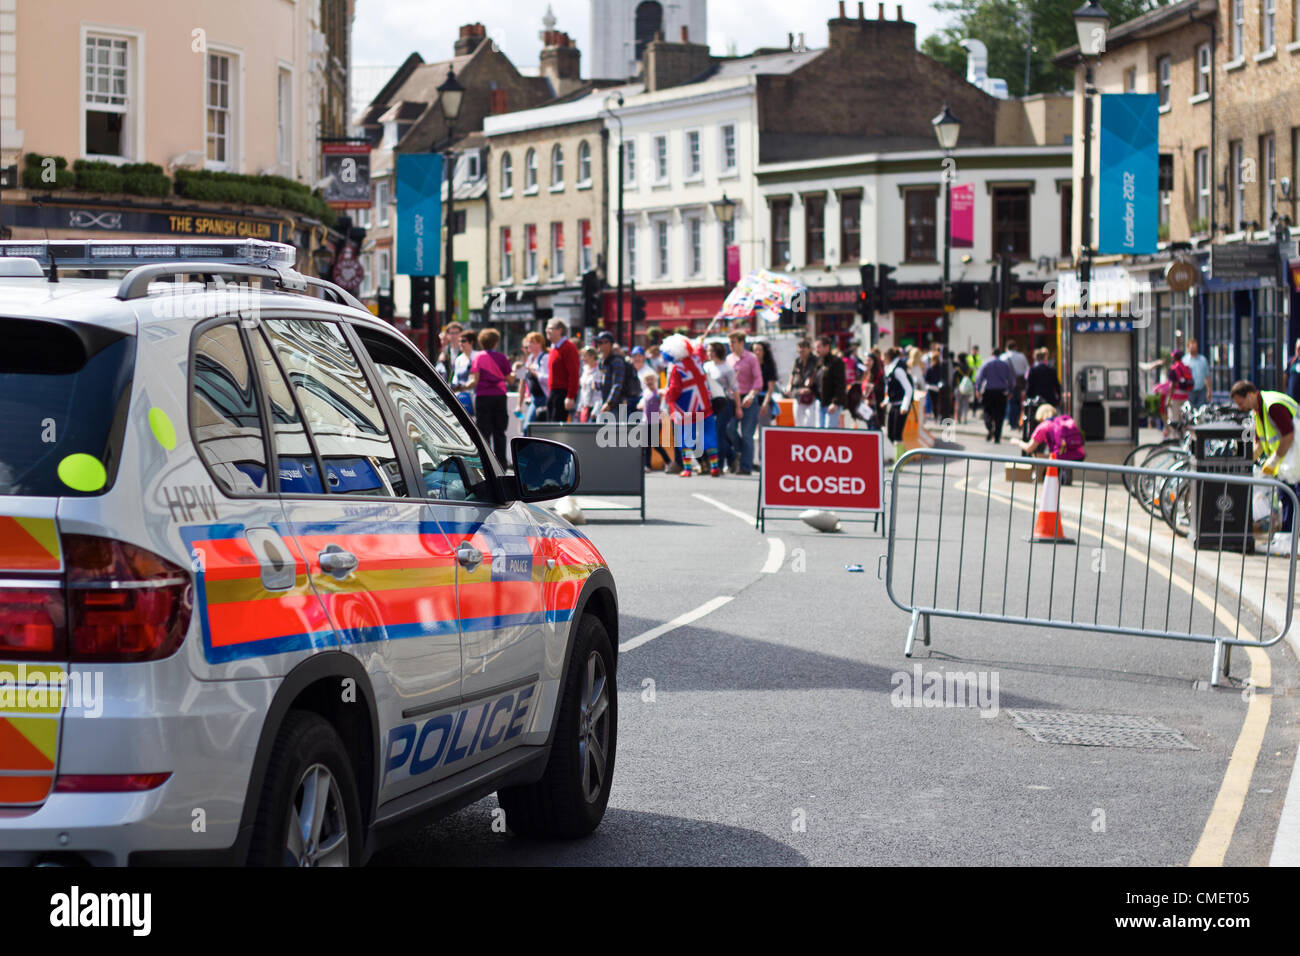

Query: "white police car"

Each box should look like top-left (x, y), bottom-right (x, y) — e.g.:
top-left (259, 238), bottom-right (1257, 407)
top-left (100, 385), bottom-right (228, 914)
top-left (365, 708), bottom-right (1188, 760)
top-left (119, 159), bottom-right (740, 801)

top-left (0, 240), bottom-right (618, 865)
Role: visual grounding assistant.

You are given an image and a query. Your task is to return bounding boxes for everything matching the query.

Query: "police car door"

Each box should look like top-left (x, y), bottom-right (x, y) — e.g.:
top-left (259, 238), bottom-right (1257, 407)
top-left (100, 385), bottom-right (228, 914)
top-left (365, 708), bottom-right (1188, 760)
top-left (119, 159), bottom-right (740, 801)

top-left (252, 317), bottom-right (463, 800)
top-left (355, 327), bottom-right (548, 776)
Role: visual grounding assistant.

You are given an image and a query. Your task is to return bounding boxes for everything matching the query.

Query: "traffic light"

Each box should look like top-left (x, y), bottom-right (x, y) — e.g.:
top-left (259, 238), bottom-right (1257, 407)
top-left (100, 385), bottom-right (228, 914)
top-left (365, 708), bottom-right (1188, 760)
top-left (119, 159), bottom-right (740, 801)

top-left (876, 264), bottom-right (896, 314)
top-left (631, 295), bottom-right (647, 327)
top-left (997, 254), bottom-right (1014, 312)
top-left (408, 276), bottom-right (429, 329)
top-left (857, 264), bottom-right (875, 324)
top-left (377, 293), bottom-right (395, 322)
top-left (582, 270), bottom-right (602, 327)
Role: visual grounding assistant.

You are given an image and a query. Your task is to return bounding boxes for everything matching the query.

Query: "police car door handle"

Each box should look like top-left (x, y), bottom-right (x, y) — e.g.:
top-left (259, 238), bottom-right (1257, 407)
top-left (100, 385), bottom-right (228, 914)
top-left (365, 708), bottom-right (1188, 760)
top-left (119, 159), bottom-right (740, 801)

top-left (318, 545), bottom-right (359, 578)
top-left (457, 542), bottom-right (483, 569)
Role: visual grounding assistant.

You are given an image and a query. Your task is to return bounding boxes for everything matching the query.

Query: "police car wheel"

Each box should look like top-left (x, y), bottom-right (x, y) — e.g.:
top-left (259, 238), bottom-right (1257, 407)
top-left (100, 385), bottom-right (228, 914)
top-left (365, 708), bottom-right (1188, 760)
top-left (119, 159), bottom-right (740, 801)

top-left (247, 710), bottom-right (363, 867)
top-left (497, 614), bottom-right (617, 839)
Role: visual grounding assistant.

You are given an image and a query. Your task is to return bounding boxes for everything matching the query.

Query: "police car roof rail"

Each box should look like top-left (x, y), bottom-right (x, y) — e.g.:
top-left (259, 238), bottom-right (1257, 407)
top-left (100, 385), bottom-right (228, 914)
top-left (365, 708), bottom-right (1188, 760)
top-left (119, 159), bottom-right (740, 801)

top-left (115, 262), bottom-right (368, 312)
top-left (0, 238), bottom-right (300, 270)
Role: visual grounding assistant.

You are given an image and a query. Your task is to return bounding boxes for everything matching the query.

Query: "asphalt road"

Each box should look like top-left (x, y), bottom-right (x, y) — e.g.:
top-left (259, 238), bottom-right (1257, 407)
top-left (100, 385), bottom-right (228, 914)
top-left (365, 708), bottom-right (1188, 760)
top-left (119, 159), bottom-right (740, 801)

top-left (372, 434), bottom-right (1300, 866)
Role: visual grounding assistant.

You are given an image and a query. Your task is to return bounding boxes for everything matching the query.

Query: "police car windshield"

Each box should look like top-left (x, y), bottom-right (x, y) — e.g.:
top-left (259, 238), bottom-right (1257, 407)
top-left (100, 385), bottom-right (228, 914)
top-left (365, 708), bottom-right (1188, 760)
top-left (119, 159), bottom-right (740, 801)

top-left (0, 318), bottom-right (134, 497)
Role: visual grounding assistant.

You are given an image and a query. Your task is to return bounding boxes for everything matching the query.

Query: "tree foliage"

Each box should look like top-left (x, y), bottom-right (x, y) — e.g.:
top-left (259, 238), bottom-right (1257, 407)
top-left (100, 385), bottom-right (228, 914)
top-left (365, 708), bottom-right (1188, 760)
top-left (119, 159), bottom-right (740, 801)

top-left (921, 0), bottom-right (1167, 98)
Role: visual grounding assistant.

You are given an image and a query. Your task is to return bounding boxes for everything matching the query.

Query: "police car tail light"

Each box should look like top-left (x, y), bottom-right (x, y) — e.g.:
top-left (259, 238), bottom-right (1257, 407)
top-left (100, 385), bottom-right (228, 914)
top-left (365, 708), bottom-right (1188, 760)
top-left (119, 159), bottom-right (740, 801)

top-left (63, 535), bottom-right (192, 663)
top-left (54, 772), bottom-right (171, 794)
top-left (0, 589), bottom-right (64, 657)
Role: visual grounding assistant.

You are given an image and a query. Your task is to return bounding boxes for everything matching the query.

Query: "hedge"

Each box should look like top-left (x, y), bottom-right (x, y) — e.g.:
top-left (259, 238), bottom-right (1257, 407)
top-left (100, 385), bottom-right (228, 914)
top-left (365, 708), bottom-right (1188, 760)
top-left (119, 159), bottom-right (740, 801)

top-left (21, 153), bottom-right (75, 190)
top-left (72, 159), bottom-right (170, 197)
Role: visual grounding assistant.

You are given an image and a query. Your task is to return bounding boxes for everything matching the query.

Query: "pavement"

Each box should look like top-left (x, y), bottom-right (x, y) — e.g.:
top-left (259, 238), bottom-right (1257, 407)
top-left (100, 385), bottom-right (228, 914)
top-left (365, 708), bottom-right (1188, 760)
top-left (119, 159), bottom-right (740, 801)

top-left (370, 415), bottom-right (1300, 866)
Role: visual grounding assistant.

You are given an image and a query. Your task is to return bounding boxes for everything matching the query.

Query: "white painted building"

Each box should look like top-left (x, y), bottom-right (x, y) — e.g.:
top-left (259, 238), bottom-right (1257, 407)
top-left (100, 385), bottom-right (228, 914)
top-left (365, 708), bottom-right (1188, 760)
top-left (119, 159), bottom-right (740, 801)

top-left (755, 144), bottom-right (1074, 356)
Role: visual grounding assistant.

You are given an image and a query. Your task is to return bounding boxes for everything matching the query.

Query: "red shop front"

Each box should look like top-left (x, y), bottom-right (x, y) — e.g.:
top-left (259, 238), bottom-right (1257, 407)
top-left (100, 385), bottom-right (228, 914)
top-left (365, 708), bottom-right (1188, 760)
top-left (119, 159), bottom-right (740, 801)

top-left (603, 286), bottom-right (729, 342)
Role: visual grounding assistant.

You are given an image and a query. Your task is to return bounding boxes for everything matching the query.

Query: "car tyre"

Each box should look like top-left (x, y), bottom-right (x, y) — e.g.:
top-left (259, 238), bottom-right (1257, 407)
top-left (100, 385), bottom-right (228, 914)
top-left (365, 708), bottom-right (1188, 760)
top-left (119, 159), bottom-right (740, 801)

top-left (497, 614), bottom-right (617, 839)
top-left (247, 710), bottom-right (363, 867)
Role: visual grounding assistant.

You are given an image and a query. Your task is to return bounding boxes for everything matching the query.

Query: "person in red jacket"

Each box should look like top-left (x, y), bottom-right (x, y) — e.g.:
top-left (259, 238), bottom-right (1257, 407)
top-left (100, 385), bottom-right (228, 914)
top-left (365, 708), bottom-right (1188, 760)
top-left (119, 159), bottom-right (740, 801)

top-left (545, 318), bottom-right (581, 423)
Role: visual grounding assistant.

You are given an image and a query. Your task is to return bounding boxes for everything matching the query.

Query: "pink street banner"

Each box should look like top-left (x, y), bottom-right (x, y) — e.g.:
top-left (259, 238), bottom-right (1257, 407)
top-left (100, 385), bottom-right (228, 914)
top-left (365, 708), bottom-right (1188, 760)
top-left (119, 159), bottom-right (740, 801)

top-left (950, 184), bottom-right (973, 249)
top-left (726, 245), bottom-right (740, 284)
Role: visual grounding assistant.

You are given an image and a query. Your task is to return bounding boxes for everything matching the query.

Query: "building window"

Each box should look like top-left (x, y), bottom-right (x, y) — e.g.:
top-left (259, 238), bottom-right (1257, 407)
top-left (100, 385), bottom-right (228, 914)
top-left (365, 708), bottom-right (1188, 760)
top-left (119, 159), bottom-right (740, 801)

top-left (205, 52), bottom-right (235, 170)
top-left (500, 152), bottom-right (513, 195)
top-left (1060, 183), bottom-right (1073, 257)
top-left (1196, 43), bottom-right (1211, 94)
top-left (686, 130), bottom-right (701, 178)
top-left (655, 219), bottom-right (670, 278)
top-left (991, 187), bottom-right (1030, 258)
top-left (653, 135), bottom-right (668, 183)
top-left (579, 219), bottom-right (593, 272)
top-left (720, 124), bottom-right (737, 173)
top-left (1232, 0), bottom-right (1244, 59)
top-left (465, 149), bottom-right (481, 180)
top-left (686, 216), bottom-right (702, 276)
top-left (1231, 140), bottom-right (1245, 231)
top-left (1262, 133), bottom-right (1276, 224)
top-left (1194, 147), bottom-right (1210, 229)
top-left (804, 195), bottom-right (825, 265)
top-left (624, 220), bottom-right (637, 281)
top-left (1262, 0), bottom-right (1276, 51)
top-left (277, 67), bottom-right (292, 168)
top-left (500, 227), bottom-right (513, 282)
top-left (623, 138), bottom-right (636, 188)
top-left (1123, 66), bottom-right (1137, 92)
top-left (770, 198), bottom-right (791, 267)
top-left (524, 148), bottom-right (537, 191)
top-left (84, 34), bottom-right (132, 158)
top-left (375, 178), bottom-right (390, 227)
top-left (551, 144), bottom-right (564, 189)
top-left (450, 210), bottom-right (466, 235)
top-left (551, 222), bottom-right (564, 280)
top-left (525, 224), bottom-right (538, 280)
top-left (1157, 56), bottom-right (1170, 107)
top-left (840, 193), bottom-right (861, 264)
top-left (376, 249), bottom-right (391, 294)
top-left (904, 188), bottom-right (937, 262)
top-left (577, 140), bottom-right (591, 185)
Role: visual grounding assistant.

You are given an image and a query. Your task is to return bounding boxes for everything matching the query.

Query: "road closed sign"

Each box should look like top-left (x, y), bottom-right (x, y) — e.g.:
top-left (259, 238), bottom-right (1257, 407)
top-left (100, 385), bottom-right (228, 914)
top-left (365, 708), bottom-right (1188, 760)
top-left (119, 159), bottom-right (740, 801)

top-left (761, 427), bottom-right (884, 512)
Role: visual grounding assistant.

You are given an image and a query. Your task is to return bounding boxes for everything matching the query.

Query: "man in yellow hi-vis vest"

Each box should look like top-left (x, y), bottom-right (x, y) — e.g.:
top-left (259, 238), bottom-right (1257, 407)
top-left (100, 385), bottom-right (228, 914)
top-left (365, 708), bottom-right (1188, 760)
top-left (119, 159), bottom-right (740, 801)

top-left (1230, 380), bottom-right (1300, 555)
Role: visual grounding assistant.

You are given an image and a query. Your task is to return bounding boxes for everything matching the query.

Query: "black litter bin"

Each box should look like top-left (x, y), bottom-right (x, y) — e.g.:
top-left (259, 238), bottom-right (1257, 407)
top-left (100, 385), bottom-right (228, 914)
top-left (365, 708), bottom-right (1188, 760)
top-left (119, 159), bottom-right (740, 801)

top-left (1190, 421), bottom-right (1254, 552)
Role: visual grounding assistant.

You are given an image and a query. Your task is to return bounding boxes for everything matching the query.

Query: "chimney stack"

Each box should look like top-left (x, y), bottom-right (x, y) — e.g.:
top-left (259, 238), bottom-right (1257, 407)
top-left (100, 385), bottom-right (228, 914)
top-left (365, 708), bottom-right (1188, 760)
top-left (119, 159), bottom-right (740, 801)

top-left (878, 3), bottom-right (885, 20)
top-left (858, 2), bottom-right (864, 20)
top-left (455, 23), bottom-right (486, 57)
top-left (644, 30), bottom-right (712, 92)
top-left (897, 4), bottom-right (904, 20)
top-left (838, 1), bottom-right (845, 17)
top-left (540, 30), bottom-right (582, 95)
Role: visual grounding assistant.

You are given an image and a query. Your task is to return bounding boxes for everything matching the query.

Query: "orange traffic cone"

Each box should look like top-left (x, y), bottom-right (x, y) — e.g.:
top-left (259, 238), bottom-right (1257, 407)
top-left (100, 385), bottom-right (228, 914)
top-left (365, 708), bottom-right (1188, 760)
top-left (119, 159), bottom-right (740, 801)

top-left (902, 403), bottom-right (937, 450)
top-left (1030, 454), bottom-right (1075, 544)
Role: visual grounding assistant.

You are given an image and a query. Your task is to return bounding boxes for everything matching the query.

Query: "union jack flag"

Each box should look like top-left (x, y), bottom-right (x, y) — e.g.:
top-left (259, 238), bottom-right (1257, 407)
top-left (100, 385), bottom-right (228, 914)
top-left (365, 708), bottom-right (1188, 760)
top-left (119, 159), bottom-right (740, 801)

top-left (665, 349), bottom-right (712, 420)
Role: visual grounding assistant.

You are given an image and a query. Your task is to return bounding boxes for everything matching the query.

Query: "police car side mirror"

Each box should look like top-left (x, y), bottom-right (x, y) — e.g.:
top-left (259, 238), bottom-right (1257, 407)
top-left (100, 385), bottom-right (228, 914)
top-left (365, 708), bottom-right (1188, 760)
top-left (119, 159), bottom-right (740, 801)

top-left (509, 437), bottom-right (580, 503)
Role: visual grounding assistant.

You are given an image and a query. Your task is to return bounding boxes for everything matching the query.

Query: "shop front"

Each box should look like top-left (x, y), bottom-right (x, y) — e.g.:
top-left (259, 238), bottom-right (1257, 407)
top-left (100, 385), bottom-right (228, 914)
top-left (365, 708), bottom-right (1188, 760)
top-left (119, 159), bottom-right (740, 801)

top-left (808, 287), bottom-right (853, 347)
top-left (630, 287), bottom-right (727, 342)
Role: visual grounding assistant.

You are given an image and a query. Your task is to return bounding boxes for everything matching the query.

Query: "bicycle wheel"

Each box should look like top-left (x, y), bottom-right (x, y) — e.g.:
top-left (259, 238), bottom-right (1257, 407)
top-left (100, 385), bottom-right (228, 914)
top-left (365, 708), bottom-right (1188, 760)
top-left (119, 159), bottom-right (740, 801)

top-left (1137, 450), bottom-right (1187, 517)
top-left (1169, 479), bottom-right (1193, 538)
top-left (1124, 441), bottom-right (1178, 498)
top-left (1159, 459), bottom-right (1189, 533)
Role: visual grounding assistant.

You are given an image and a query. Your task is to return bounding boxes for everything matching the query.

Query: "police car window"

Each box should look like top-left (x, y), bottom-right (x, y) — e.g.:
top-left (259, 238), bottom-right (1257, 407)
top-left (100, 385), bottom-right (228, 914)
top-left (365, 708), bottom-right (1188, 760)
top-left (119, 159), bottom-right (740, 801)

top-left (262, 319), bottom-right (406, 498)
top-left (359, 333), bottom-right (491, 503)
top-left (248, 329), bottom-right (323, 494)
top-left (190, 323), bottom-right (270, 495)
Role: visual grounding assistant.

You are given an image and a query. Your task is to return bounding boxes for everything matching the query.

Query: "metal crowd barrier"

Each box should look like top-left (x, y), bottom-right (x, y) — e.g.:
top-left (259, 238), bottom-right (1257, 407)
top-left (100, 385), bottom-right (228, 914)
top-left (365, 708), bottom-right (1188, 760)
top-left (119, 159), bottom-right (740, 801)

top-left (881, 448), bottom-right (1298, 686)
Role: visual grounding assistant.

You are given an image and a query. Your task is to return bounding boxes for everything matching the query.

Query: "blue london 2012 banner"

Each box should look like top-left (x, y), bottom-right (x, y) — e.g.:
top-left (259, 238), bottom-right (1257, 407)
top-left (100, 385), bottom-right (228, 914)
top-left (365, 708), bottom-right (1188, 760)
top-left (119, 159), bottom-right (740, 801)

top-left (1098, 93), bottom-right (1158, 256)
top-left (396, 153), bottom-right (443, 276)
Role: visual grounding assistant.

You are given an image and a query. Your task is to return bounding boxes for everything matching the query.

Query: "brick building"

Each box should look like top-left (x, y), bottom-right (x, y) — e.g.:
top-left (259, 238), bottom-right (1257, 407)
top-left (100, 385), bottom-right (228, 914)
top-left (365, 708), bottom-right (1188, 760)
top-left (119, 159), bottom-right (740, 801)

top-left (1057, 0), bottom-right (1299, 397)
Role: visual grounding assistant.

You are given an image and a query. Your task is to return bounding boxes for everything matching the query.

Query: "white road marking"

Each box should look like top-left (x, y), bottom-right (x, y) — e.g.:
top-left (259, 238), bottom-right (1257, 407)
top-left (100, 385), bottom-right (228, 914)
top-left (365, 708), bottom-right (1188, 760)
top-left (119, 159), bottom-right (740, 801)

top-left (692, 492), bottom-right (754, 525)
top-left (761, 537), bottom-right (785, 574)
top-left (620, 596), bottom-right (734, 653)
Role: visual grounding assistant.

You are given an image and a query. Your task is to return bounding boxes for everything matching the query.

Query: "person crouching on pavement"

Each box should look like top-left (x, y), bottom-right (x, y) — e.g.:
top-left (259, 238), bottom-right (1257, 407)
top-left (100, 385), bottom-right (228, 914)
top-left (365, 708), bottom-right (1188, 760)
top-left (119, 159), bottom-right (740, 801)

top-left (1017, 403), bottom-right (1086, 485)
top-left (1231, 380), bottom-right (1300, 555)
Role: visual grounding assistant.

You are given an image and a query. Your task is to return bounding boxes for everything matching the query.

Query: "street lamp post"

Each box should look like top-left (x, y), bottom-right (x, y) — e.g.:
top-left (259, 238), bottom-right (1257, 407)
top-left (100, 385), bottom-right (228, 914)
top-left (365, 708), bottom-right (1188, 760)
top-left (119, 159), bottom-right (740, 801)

top-left (1073, 1), bottom-right (1110, 314)
top-left (604, 94), bottom-right (625, 347)
top-left (713, 193), bottom-right (737, 327)
top-left (437, 67), bottom-right (465, 348)
top-left (932, 103), bottom-right (961, 421)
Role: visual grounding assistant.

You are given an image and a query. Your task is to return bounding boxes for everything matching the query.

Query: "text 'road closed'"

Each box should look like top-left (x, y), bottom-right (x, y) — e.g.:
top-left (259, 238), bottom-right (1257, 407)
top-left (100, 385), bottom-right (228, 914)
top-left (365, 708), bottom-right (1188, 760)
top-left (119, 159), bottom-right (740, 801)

top-left (761, 427), bottom-right (883, 513)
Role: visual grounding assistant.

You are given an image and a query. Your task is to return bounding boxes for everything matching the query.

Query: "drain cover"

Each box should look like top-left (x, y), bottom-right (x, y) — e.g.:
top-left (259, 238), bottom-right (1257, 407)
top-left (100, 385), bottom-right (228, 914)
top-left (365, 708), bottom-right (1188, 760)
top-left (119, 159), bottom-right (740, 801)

top-left (1005, 710), bottom-right (1196, 750)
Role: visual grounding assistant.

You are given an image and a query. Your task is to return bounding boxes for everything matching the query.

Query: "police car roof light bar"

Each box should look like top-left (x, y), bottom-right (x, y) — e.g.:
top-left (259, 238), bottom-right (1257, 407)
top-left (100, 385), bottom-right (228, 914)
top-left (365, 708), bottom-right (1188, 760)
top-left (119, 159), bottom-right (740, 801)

top-left (0, 239), bottom-right (299, 270)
